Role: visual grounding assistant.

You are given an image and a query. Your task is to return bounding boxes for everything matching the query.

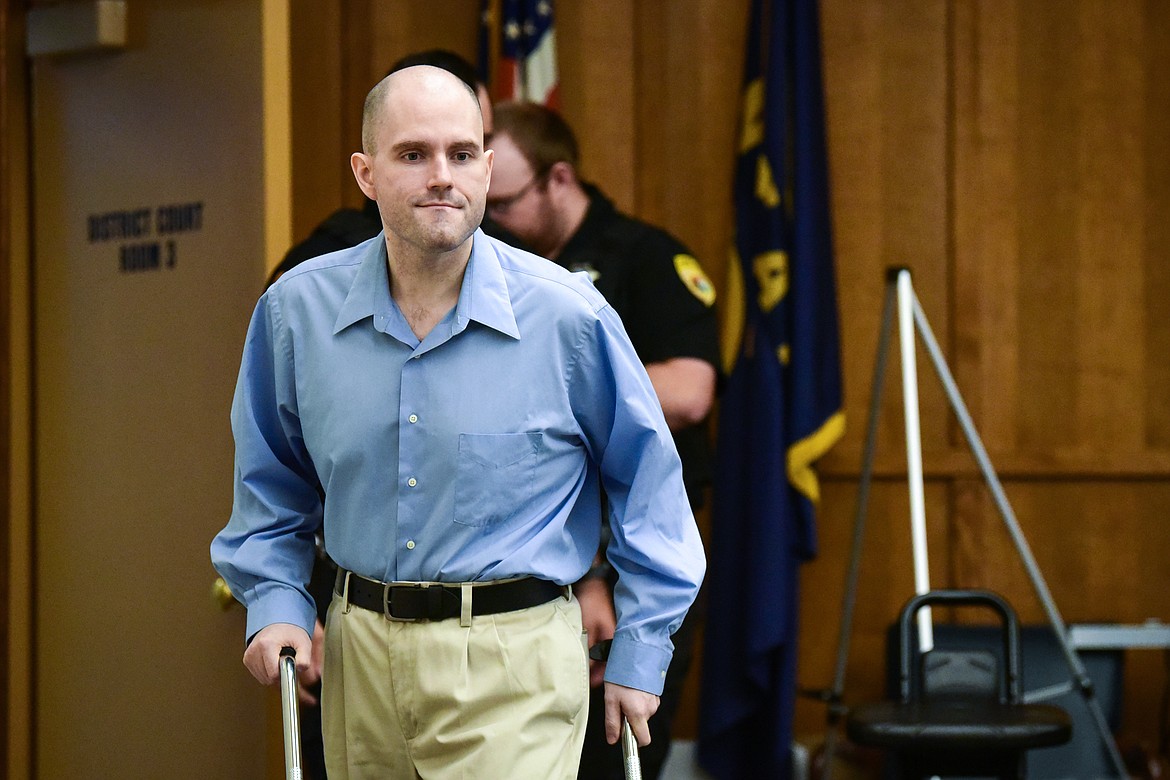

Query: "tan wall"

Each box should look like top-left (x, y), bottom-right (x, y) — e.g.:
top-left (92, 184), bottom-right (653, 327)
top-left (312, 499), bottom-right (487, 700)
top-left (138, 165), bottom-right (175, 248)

top-left (282, 0), bottom-right (1170, 752)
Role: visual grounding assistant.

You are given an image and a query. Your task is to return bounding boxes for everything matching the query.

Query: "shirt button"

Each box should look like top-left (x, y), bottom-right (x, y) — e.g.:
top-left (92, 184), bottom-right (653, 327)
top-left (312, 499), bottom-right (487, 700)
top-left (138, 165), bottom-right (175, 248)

top-left (406, 540), bottom-right (416, 550)
top-left (407, 477), bottom-right (417, 487)
top-left (408, 414), bottom-right (418, 424)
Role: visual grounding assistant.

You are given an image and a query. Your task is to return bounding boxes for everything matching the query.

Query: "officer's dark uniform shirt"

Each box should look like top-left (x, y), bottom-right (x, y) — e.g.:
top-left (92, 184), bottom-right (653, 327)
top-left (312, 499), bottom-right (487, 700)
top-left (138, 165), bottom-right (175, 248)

top-left (556, 184), bottom-right (720, 505)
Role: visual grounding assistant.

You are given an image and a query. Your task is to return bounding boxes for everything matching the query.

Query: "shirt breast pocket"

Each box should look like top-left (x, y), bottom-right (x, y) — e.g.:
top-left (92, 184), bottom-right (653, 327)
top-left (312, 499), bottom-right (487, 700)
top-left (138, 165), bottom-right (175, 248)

top-left (454, 432), bottom-right (541, 528)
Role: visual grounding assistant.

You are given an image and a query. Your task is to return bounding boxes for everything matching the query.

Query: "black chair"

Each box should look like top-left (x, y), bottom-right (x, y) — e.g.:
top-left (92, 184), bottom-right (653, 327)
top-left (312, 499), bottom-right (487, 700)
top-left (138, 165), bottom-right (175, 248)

top-left (846, 589), bottom-right (1073, 779)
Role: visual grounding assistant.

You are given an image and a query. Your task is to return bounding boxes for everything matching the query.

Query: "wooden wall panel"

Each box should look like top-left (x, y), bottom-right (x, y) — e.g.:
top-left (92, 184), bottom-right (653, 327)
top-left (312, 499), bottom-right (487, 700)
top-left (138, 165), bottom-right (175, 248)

top-left (818, 0), bottom-right (953, 469)
top-left (289, 2), bottom-right (345, 240)
top-left (630, 0), bottom-right (747, 291)
top-left (1070, 3), bottom-right (1146, 454)
top-left (951, 0), bottom-right (1022, 453)
top-left (281, 0), bottom-right (1170, 759)
top-left (796, 480), bottom-right (953, 725)
top-left (1145, 1), bottom-right (1170, 450)
top-left (366, 0), bottom-right (481, 72)
top-left (958, 479), bottom-right (1170, 745)
top-left (951, 0), bottom-right (1170, 457)
top-left (337, 0), bottom-right (375, 213)
top-left (957, 482), bottom-right (1170, 626)
top-left (816, 0), bottom-right (1170, 754)
top-left (557, 0), bottom-right (637, 211)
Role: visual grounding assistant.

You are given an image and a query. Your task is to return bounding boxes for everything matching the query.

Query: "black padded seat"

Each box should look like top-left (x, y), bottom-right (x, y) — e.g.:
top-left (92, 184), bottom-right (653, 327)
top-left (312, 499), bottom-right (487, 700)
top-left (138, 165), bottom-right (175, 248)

top-left (845, 590), bottom-right (1073, 779)
top-left (847, 699), bottom-right (1071, 749)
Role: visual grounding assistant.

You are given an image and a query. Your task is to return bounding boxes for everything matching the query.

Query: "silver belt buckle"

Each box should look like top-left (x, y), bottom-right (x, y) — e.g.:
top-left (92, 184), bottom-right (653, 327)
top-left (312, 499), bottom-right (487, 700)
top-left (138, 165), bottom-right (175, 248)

top-left (383, 581), bottom-right (426, 622)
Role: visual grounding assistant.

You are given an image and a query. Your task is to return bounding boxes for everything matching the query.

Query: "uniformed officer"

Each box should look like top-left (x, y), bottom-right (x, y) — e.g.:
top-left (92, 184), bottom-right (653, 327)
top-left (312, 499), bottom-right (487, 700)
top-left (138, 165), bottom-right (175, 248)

top-left (486, 100), bottom-right (720, 780)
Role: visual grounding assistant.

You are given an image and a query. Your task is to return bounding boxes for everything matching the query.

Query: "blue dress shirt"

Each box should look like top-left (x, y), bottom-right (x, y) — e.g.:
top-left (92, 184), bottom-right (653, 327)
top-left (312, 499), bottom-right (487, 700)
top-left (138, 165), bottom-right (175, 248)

top-left (211, 230), bottom-right (706, 694)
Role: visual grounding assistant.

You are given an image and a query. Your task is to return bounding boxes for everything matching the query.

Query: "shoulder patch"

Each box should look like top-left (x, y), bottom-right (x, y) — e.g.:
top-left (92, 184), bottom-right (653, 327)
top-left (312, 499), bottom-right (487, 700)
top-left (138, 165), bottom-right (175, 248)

top-left (673, 254), bottom-right (716, 307)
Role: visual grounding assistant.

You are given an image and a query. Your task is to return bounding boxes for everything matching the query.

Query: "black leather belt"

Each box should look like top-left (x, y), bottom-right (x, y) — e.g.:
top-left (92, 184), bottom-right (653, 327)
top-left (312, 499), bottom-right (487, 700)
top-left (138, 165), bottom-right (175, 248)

top-left (335, 569), bottom-right (565, 622)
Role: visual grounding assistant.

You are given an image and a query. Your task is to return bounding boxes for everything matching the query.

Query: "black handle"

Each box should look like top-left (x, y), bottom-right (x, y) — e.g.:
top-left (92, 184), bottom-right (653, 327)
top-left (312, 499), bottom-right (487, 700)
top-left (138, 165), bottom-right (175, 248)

top-left (896, 589), bottom-right (1021, 703)
top-left (589, 639), bottom-right (613, 663)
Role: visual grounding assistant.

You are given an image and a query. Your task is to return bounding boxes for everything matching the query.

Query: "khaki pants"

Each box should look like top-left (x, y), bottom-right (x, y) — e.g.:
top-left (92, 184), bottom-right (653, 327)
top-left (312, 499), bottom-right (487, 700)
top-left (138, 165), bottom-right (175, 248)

top-left (322, 589), bottom-right (589, 779)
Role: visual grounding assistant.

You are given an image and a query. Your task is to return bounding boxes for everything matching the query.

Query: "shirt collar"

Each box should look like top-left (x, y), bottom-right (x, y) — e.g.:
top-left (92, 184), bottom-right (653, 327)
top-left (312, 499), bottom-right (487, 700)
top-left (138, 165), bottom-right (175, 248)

top-left (456, 230), bottom-right (520, 340)
top-left (332, 229), bottom-right (520, 340)
top-left (333, 234), bottom-right (394, 335)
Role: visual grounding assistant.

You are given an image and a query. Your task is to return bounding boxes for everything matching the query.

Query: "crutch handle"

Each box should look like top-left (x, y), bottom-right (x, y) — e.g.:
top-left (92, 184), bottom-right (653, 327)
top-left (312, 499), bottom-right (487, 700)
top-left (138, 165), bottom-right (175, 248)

top-left (278, 646), bottom-right (303, 780)
top-left (621, 718), bottom-right (642, 780)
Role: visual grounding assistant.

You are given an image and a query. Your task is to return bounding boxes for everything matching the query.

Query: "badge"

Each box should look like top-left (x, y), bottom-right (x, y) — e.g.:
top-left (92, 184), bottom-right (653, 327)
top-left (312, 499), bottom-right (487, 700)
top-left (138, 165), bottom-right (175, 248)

top-left (568, 261), bottom-right (601, 282)
top-left (673, 254), bottom-right (716, 307)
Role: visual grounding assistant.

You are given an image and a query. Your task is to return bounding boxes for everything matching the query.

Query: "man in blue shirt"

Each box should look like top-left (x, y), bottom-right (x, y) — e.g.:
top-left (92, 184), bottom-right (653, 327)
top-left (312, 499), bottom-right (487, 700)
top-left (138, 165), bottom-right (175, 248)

top-left (211, 65), bottom-right (705, 778)
top-left (488, 101), bottom-right (719, 780)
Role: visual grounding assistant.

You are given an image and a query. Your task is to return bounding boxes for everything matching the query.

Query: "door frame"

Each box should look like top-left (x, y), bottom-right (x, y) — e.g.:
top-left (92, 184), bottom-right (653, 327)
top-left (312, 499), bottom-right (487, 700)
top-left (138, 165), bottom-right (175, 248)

top-left (2, 0), bottom-right (35, 777)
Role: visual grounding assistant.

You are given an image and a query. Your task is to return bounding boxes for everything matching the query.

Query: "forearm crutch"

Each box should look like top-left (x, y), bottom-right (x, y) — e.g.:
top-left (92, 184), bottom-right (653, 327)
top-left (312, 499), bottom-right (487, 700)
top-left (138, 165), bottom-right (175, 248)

top-left (278, 647), bottom-right (304, 780)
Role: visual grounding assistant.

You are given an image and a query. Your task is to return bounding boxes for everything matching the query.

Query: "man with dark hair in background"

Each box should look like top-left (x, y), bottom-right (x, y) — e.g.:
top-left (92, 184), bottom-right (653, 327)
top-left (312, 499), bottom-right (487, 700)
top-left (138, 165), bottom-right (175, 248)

top-left (487, 100), bottom-right (720, 780)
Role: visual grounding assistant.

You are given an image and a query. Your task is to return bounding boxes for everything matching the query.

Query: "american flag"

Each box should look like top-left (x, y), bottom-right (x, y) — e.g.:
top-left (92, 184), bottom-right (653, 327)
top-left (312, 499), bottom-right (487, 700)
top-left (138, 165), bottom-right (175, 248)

top-left (480, 0), bottom-right (559, 107)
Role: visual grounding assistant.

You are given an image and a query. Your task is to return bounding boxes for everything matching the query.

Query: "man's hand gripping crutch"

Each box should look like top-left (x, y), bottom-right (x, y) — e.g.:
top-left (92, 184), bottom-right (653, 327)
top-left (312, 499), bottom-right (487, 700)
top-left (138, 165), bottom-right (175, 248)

top-left (590, 639), bottom-right (650, 780)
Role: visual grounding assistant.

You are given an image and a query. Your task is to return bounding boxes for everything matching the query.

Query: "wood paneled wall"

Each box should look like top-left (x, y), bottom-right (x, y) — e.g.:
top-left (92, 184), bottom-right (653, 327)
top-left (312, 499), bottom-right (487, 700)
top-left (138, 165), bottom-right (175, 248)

top-left (287, 0), bottom-right (1170, 754)
top-left (810, 0), bottom-right (1170, 755)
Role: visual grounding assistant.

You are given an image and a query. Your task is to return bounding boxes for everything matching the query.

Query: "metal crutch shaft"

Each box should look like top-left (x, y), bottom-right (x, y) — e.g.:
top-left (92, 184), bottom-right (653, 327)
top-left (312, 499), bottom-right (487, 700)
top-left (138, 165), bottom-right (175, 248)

top-left (621, 718), bottom-right (642, 780)
top-left (278, 646), bottom-right (304, 780)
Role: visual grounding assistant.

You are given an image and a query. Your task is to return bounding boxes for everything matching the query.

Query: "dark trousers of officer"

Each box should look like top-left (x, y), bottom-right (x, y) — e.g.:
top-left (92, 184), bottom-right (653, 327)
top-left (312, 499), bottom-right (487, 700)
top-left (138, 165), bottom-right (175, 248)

top-left (577, 607), bottom-right (698, 780)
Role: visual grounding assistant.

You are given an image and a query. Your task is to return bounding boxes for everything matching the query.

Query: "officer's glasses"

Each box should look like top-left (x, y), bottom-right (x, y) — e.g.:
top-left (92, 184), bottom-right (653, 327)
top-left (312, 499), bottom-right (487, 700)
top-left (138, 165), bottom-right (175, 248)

top-left (487, 171), bottom-right (548, 215)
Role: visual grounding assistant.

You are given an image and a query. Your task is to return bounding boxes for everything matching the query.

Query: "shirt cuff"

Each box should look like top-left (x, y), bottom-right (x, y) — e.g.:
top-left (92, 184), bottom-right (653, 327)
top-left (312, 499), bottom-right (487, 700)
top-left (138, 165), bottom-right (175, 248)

top-left (602, 633), bottom-right (673, 696)
top-left (243, 582), bottom-right (318, 645)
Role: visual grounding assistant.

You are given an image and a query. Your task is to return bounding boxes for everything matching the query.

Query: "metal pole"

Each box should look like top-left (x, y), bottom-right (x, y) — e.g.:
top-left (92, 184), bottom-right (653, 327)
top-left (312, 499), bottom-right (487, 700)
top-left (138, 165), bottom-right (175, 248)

top-left (896, 270), bottom-right (933, 651)
top-left (279, 647), bottom-right (304, 780)
top-left (621, 719), bottom-right (643, 780)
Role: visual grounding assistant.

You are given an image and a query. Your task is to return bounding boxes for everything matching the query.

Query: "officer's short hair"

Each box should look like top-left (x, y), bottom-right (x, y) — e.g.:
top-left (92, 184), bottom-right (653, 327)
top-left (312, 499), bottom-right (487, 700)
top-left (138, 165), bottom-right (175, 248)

top-left (492, 102), bottom-right (579, 176)
top-left (387, 49), bottom-right (480, 92)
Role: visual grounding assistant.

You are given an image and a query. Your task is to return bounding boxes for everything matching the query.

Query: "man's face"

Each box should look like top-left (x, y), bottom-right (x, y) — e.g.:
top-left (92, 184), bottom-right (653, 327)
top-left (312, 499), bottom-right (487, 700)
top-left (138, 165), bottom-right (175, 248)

top-left (356, 68), bottom-right (493, 257)
top-left (485, 133), bottom-right (559, 256)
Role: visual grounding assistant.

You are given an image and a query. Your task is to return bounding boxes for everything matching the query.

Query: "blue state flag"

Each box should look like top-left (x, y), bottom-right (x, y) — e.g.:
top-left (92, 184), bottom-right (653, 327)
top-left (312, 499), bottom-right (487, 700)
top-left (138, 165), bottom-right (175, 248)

top-left (698, 0), bottom-right (844, 776)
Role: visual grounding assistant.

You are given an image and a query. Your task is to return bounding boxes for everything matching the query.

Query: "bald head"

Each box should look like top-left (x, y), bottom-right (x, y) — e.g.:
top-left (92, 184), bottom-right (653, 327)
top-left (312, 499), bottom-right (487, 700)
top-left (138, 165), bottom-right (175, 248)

top-left (362, 65), bottom-right (483, 156)
top-left (349, 63), bottom-right (493, 261)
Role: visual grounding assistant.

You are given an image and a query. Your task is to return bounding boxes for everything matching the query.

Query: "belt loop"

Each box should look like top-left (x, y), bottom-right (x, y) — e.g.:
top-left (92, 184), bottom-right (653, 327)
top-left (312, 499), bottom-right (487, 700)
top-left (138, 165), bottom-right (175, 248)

top-left (460, 583), bottom-right (473, 627)
top-left (340, 570), bottom-right (353, 614)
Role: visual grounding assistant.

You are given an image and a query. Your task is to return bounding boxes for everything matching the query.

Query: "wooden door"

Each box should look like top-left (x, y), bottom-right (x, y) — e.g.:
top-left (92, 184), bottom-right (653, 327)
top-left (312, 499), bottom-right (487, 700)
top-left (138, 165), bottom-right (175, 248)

top-left (29, 0), bottom-right (276, 775)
